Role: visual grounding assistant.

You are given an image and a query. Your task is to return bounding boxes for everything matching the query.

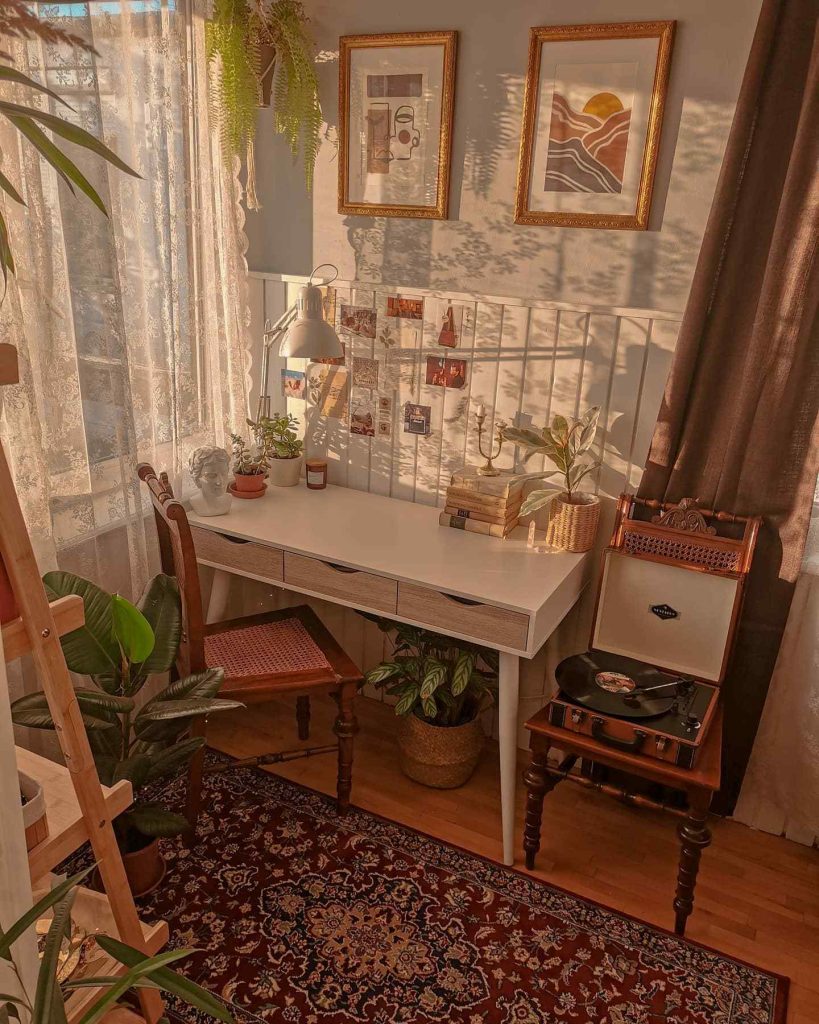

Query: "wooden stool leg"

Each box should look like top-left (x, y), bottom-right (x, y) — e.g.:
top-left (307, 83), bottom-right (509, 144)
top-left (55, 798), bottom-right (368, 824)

top-left (333, 681), bottom-right (358, 814)
top-left (185, 716), bottom-right (208, 839)
top-left (673, 790), bottom-right (712, 935)
top-left (296, 695), bottom-right (311, 741)
top-left (523, 744), bottom-right (555, 870)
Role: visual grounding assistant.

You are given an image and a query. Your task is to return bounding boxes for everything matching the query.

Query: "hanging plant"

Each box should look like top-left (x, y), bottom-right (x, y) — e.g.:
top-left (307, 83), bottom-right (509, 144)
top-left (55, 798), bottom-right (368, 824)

top-left (206, 0), bottom-right (322, 205)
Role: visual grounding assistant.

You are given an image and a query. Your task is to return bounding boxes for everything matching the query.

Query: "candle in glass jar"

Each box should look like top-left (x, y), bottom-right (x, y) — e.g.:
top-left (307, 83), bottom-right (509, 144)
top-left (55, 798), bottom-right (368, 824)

top-left (305, 458), bottom-right (328, 489)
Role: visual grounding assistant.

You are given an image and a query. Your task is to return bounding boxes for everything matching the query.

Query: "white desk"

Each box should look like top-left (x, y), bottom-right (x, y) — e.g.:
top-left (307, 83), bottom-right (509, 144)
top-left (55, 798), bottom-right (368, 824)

top-left (188, 483), bottom-right (590, 865)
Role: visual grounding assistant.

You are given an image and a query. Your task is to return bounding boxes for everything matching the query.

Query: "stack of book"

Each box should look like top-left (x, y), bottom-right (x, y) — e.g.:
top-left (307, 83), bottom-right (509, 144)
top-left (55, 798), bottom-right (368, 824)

top-left (438, 468), bottom-right (525, 538)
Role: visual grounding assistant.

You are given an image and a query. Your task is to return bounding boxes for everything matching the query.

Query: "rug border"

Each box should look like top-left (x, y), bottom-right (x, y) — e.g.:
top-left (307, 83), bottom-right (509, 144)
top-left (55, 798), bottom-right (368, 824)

top-left (187, 753), bottom-right (792, 1024)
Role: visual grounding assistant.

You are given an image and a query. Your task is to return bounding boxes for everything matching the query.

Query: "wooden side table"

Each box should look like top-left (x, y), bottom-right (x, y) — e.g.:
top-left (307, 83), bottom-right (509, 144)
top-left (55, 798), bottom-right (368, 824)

top-left (523, 705), bottom-right (723, 936)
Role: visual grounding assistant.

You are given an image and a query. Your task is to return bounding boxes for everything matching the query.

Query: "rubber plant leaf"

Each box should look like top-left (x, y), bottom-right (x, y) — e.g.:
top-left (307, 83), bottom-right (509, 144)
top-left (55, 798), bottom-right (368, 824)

top-left (42, 572), bottom-right (120, 676)
top-left (111, 594), bottom-right (155, 664)
top-left (134, 573), bottom-right (181, 675)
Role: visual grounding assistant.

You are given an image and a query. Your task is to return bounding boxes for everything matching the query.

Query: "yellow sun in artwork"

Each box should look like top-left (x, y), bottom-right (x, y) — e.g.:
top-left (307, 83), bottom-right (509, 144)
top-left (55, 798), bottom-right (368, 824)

top-left (582, 92), bottom-right (624, 118)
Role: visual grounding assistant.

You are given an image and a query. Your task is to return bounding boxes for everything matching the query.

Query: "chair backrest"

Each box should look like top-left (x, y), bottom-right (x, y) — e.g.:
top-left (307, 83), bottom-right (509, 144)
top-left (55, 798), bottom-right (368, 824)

top-left (137, 464), bottom-right (206, 673)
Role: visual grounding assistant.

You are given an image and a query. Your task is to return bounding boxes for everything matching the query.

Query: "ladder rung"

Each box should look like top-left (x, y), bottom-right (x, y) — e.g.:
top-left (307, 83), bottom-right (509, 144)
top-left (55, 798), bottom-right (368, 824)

top-left (2, 595), bottom-right (85, 662)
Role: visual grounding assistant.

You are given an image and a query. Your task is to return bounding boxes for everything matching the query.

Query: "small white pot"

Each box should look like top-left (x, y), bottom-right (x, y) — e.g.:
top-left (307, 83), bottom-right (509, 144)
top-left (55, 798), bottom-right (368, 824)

top-left (267, 454), bottom-right (303, 487)
top-left (19, 770), bottom-right (48, 850)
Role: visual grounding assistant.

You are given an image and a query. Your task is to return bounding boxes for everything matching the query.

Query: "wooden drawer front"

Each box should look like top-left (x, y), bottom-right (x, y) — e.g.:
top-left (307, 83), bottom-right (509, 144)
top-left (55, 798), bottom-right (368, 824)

top-left (191, 527), bottom-right (283, 583)
top-left (284, 552), bottom-right (397, 613)
top-left (397, 583), bottom-right (529, 650)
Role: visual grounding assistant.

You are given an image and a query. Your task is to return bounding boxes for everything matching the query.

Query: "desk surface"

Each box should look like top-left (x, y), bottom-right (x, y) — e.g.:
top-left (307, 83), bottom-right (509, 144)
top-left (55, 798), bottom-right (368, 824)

top-left (188, 483), bottom-right (589, 616)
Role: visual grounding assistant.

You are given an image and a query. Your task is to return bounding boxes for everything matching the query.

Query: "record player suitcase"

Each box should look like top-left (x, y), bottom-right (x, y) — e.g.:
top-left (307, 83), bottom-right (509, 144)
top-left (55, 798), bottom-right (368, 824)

top-left (547, 496), bottom-right (759, 768)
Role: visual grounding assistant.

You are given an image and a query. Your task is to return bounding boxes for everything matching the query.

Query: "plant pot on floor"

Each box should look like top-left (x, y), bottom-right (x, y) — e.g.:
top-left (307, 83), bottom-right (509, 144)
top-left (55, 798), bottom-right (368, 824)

top-left (19, 770), bottom-right (48, 850)
top-left (121, 837), bottom-right (166, 897)
top-left (546, 492), bottom-right (601, 552)
top-left (231, 472), bottom-right (266, 498)
top-left (267, 454), bottom-right (303, 487)
top-left (397, 713), bottom-right (485, 789)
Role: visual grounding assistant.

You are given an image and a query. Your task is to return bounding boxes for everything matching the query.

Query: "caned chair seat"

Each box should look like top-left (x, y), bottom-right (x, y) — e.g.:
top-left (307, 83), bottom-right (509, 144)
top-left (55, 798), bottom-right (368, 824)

top-left (205, 617), bottom-right (332, 679)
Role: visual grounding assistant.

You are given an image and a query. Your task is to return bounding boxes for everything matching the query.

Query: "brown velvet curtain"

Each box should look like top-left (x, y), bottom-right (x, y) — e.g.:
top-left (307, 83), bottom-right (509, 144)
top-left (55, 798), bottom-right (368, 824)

top-left (638, 0), bottom-right (819, 813)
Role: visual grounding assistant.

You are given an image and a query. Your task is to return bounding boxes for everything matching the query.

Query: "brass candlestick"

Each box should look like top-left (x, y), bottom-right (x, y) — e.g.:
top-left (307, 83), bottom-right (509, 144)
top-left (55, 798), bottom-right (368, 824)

top-left (475, 406), bottom-right (505, 476)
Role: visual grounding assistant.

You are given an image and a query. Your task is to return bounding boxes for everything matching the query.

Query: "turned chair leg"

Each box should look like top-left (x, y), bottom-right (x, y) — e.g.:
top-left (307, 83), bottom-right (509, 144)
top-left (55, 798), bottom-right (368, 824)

top-left (296, 695), bottom-right (311, 741)
top-left (333, 681), bottom-right (358, 814)
top-left (185, 715), bottom-right (208, 840)
top-left (673, 791), bottom-right (712, 935)
top-left (523, 745), bottom-right (556, 870)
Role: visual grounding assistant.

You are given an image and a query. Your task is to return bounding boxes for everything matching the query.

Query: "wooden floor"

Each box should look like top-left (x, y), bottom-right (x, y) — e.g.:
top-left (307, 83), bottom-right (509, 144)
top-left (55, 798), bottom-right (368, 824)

top-left (208, 695), bottom-right (819, 1024)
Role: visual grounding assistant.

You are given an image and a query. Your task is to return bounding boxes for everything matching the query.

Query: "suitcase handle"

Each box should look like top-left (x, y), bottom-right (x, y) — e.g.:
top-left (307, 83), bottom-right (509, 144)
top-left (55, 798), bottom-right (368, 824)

top-left (591, 717), bottom-right (648, 753)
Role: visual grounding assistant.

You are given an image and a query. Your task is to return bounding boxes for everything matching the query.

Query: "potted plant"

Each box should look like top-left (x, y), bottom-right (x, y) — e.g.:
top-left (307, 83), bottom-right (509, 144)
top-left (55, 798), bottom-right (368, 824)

top-left (230, 431), bottom-right (268, 497)
top-left (11, 572), bottom-right (242, 896)
top-left (363, 619), bottom-right (498, 788)
top-left (1, 867), bottom-right (232, 1023)
top-left (254, 413), bottom-right (304, 487)
top-left (502, 406), bottom-right (602, 552)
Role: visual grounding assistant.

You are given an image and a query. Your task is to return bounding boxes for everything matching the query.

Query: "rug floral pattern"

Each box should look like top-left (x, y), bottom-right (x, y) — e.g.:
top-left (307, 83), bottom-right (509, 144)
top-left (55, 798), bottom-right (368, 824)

top-left (121, 761), bottom-right (785, 1024)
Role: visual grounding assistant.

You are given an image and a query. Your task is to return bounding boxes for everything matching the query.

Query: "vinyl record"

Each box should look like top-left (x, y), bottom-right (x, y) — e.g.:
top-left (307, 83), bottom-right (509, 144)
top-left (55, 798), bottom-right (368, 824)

top-left (556, 652), bottom-right (678, 719)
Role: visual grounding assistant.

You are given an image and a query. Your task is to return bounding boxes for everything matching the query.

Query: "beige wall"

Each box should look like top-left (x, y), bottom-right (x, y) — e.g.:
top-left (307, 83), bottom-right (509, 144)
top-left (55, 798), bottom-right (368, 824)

top-left (245, 0), bottom-right (761, 313)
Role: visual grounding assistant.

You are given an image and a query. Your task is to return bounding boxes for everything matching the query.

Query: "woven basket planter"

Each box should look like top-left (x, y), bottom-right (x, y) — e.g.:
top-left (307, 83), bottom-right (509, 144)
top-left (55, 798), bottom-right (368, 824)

top-left (397, 713), bottom-right (485, 789)
top-left (546, 493), bottom-right (601, 552)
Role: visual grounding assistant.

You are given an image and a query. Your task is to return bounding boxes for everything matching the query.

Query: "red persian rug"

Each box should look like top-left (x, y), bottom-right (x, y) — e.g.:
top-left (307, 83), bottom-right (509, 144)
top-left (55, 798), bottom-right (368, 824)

top-left (131, 760), bottom-right (787, 1024)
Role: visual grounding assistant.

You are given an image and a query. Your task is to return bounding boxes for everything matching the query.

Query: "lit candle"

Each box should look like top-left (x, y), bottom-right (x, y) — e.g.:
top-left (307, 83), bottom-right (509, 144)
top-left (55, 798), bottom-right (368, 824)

top-left (476, 402), bottom-right (485, 418)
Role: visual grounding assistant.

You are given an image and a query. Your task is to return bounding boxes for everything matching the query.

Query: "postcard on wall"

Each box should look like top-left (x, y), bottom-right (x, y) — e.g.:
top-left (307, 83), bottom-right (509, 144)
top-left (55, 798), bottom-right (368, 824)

top-left (377, 419), bottom-right (392, 438)
top-left (350, 396), bottom-right (376, 437)
top-left (403, 402), bottom-right (431, 436)
top-left (378, 395), bottom-right (393, 415)
top-left (433, 300), bottom-right (464, 348)
top-left (515, 21), bottom-right (675, 230)
top-left (281, 368), bottom-right (306, 399)
top-left (386, 295), bottom-right (424, 320)
top-left (352, 355), bottom-right (380, 390)
top-left (309, 365), bottom-right (349, 420)
top-left (340, 304), bottom-right (377, 339)
top-left (313, 341), bottom-right (346, 366)
top-left (338, 31), bottom-right (458, 219)
top-left (425, 356), bottom-right (467, 389)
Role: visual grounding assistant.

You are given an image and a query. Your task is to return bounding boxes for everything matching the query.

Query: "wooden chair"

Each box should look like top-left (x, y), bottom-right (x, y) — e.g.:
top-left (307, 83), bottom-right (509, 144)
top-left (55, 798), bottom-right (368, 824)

top-left (137, 464), bottom-right (361, 830)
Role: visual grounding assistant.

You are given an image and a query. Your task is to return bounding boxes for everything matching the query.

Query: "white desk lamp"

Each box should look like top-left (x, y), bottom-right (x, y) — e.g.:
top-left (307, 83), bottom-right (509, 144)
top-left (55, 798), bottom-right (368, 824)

top-left (256, 263), bottom-right (343, 421)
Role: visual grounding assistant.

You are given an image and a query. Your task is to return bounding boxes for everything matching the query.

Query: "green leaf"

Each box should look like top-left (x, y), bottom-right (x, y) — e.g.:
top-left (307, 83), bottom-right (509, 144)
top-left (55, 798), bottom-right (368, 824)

top-left (32, 888), bottom-right (75, 1024)
top-left (111, 594), bottom-right (155, 664)
top-left (147, 668), bottom-right (224, 704)
top-left (0, 867), bottom-right (92, 962)
top-left (420, 660), bottom-right (446, 699)
top-left (520, 489), bottom-right (562, 517)
top-left (90, 935), bottom-right (232, 1022)
top-left (111, 754), bottom-right (153, 791)
top-left (74, 689), bottom-right (135, 715)
top-left (133, 696), bottom-right (241, 739)
top-left (0, 100), bottom-right (140, 178)
top-left (0, 209), bottom-right (14, 290)
top-left (364, 662), bottom-right (402, 686)
top-left (134, 574), bottom-right (181, 675)
top-left (0, 168), bottom-right (24, 207)
top-left (451, 652), bottom-right (475, 697)
top-left (124, 804), bottom-right (190, 838)
top-left (0, 65), bottom-right (72, 110)
top-left (500, 426), bottom-right (546, 450)
top-left (421, 696), bottom-right (438, 719)
top-left (551, 414), bottom-right (569, 443)
top-left (144, 736), bottom-right (205, 781)
top-left (394, 687), bottom-right (419, 716)
top-left (74, 945), bottom-right (196, 1024)
top-left (42, 572), bottom-right (120, 676)
top-left (10, 692), bottom-right (117, 732)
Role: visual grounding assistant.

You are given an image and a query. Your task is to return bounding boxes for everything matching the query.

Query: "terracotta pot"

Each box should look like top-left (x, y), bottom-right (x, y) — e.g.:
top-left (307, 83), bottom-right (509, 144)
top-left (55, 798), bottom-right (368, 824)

top-left (121, 838), bottom-right (166, 897)
top-left (0, 556), bottom-right (18, 624)
top-left (546, 492), bottom-right (601, 552)
top-left (232, 472), bottom-right (266, 494)
top-left (397, 713), bottom-right (485, 789)
top-left (267, 454), bottom-right (303, 487)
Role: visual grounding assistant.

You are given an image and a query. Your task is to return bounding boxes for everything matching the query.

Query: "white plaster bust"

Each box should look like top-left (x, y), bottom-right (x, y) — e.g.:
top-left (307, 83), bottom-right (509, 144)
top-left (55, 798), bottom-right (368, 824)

top-left (188, 445), bottom-right (232, 516)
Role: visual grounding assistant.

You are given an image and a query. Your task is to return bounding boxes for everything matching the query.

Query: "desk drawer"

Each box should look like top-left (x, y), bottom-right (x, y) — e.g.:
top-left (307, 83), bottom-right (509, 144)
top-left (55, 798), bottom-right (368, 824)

top-left (397, 583), bottom-right (529, 650)
top-left (191, 527), bottom-right (283, 583)
top-left (284, 552), bottom-right (397, 614)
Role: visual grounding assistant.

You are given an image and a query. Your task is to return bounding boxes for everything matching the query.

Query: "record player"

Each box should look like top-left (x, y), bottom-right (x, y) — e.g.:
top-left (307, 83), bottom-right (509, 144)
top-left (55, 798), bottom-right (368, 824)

top-left (546, 495), bottom-right (760, 768)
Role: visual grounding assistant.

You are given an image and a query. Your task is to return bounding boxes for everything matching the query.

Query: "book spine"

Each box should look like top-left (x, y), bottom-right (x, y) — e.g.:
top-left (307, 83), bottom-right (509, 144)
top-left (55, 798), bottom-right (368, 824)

top-left (450, 475), bottom-right (524, 498)
top-left (438, 512), bottom-right (513, 538)
top-left (444, 505), bottom-right (519, 526)
top-left (445, 489), bottom-right (522, 513)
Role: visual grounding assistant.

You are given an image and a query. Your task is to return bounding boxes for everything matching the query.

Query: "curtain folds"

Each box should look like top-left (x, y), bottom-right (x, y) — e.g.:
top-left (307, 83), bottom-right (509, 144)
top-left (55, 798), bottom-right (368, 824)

top-left (638, 0), bottom-right (819, 812)
top-left (0, 0), bottom-right (251, 598)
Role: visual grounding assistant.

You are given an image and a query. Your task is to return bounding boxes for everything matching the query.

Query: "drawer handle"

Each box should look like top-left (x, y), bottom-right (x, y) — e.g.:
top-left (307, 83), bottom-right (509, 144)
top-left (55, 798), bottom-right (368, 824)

top-left (442, 593), bottom-right (482, 607)
top-left (216, 533), bottom-right (250, 545)
top-left (321, 560), bottom-right (359, 574)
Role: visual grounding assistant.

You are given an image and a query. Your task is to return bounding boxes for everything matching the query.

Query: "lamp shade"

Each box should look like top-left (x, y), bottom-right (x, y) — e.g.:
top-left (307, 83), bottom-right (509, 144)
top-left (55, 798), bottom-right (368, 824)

top-left (279, 282), bottom-right (344, 359)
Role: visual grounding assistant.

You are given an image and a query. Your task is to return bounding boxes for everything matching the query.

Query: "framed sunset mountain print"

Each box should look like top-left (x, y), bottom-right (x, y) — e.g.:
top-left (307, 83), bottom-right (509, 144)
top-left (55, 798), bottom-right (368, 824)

top-left (515, 22), bottom-right (675, 229)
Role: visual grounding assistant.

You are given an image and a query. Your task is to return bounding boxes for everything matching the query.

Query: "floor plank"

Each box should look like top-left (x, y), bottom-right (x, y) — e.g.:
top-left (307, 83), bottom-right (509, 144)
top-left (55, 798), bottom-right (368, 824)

top-left (207, 694), bottom-right (818, 1023)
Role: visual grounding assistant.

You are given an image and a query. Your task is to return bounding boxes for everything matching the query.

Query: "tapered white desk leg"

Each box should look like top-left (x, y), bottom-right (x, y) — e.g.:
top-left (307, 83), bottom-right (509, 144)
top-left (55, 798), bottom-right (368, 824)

top-left (498, 651), bottom-right (520, 866)
top-left (206, 568), bottom-right (232, 623)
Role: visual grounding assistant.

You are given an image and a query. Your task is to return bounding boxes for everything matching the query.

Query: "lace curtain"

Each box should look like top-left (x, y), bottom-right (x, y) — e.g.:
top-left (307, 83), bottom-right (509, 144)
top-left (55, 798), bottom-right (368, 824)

top-left (0, 0), bottom-right (250, 598)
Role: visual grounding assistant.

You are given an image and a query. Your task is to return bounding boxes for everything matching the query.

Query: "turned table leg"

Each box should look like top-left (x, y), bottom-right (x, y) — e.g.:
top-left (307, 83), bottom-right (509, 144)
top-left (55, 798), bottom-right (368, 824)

top-left (674, 790), bottom-right (712, 935)
top-left (523, 744), bottom-right (558, 870)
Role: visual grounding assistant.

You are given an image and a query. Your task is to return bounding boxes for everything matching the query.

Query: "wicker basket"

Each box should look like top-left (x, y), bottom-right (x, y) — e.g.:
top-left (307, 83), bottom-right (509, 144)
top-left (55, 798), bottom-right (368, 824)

top-left (396, 713), bottom-right (485, 789)
top-left (546, 493), bottom-right (601, 552)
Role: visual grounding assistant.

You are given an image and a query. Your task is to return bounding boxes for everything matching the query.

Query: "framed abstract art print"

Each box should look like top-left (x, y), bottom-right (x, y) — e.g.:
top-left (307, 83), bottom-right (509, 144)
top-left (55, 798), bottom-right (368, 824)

top-left (515, 21), bottom-right (675, 230)
top-left (338, 31), bottom-right (457, 219)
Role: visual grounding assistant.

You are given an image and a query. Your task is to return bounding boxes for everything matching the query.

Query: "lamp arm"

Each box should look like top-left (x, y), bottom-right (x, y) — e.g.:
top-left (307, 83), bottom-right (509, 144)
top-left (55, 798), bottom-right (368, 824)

top-left (257, 304), bottom-right (298, 422)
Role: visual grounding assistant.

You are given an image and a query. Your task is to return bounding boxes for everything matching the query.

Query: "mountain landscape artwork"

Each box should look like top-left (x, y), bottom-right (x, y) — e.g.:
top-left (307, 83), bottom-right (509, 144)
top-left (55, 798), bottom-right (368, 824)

top-left (544, 88), bottom-right (631, 193)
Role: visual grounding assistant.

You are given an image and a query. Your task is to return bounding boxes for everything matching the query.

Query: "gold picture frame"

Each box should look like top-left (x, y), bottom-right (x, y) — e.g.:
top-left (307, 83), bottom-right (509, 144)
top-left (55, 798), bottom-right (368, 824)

top-left (515, 21), bottom-right (675, 230)
top-left (338, 31), bottom-right (458, 220)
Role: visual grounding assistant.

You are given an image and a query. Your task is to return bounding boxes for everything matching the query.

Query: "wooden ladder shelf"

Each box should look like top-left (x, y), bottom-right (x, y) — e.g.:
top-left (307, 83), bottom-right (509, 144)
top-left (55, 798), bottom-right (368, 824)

top-left (0, 346), bottom-right (166, 1023)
